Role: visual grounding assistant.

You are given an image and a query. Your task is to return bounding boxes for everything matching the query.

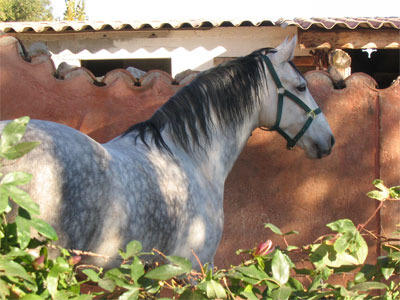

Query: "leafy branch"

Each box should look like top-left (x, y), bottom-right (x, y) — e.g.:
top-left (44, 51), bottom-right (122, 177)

top-left (0, 117), bottom-right (399, 299)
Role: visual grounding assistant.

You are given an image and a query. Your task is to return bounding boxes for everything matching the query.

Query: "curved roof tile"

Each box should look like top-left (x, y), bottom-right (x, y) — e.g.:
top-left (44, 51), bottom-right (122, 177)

top-left (279, 17), bottom-right (400, 30)
top-left (1, 17), bottom-right (398, 33)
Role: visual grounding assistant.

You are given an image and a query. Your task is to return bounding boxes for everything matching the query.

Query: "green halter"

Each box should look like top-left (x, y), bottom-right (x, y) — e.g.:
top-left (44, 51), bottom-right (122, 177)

top-left (261, 56), bottom-right (322, 149)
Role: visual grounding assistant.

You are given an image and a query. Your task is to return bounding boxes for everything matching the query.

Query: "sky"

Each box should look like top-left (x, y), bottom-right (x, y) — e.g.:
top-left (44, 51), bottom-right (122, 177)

top-left (50, 0), bottom-right (398, 21)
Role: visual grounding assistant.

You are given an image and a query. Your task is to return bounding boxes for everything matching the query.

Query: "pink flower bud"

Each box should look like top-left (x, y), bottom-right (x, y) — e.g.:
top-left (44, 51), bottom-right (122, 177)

top-left (68, 255), bottom-right (81, 266)
top-left (33, 255), bottom-right (45, 270)
top-left (254, 240), bottom-right (274, 256)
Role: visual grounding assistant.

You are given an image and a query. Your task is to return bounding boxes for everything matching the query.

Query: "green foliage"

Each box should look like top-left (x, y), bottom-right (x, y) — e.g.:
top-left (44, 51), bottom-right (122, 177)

top-left (64, 0), bottom-right (86, 21)
top-left (1, 117), bottom-right (399, 299)
top-left (367, 179), bottom-right (400, 201)
top-left (0, 0), bottom-right (53, 21)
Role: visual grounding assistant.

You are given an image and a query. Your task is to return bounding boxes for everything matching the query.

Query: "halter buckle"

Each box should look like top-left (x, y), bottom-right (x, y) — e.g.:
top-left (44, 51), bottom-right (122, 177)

top-left (277, 87), bottom-right (285, 95)
top-left (307, 110), bottom-right (317, 119)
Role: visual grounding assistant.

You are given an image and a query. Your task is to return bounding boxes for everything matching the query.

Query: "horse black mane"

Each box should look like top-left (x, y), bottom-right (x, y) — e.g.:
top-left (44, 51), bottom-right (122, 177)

top-left (124, 48), bottom-right (277, 153)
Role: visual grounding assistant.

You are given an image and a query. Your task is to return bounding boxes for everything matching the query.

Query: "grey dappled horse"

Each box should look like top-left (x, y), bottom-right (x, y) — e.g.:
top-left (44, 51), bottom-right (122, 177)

top-left (0, 37), bottom-right (334, 269)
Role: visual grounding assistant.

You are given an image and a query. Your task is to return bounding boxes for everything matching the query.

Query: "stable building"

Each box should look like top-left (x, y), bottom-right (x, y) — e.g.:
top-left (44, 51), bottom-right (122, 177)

top-left (1, 17), bottom-right (399, 88)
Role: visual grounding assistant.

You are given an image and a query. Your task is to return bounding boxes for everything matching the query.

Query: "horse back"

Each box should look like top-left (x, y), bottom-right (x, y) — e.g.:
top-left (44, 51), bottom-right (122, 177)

top-left (0, 120), bottom-right (111, 250)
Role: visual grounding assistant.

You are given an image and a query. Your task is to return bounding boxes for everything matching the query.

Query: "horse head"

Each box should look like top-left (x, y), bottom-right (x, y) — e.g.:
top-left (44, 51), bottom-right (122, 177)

top-left (258, 36), bottom-right (335, 159)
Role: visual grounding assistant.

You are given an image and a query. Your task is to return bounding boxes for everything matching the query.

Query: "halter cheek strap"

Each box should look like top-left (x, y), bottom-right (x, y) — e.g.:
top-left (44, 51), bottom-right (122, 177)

top-left (261, 56), bottom-right (322, 149)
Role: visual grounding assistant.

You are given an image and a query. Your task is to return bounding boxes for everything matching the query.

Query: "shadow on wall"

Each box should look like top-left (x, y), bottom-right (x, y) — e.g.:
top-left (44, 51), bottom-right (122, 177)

top-left (1, 34), bottom-right (399, 270)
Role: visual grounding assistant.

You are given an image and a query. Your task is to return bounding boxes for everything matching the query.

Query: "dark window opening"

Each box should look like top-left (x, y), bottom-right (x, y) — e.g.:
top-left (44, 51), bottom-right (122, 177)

top-left (80, 58), bottom-right (171, 77)
top-left (344, 49), bottom-right (399, 89)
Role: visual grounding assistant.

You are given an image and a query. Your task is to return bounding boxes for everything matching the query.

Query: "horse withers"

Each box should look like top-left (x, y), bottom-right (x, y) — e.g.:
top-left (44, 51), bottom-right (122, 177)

top-left (0, 36), bottom-right (334, 269)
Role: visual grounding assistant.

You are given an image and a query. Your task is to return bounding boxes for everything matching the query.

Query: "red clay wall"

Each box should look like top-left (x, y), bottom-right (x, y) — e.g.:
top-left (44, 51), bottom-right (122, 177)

top-left (1, 35), bottom-right (399, 268)
top-left (0, 35), bottom-right (180, 143)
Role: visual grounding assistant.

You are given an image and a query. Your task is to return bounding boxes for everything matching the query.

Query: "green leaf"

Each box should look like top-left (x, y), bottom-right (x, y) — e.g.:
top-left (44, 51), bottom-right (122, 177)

top-left (144, 264), bottom-right (186, 281)
top-left (130, 256), bottom-right (145, 281)
top-left (236, 264), bottom-right (269, 281)
top-left (389, 251), bottom-right (400, 261)
top-left (120, 240), bottom-right (142, 260)
top-left (271, 286), bottom-right (292, 300)
top-left (354, 264), bottom-right (376, 283)
top-left (366, 180), bottom-right (391, 201)
top-left (334, 232), bottom-right (353, 253)
top-left (327, 219), bottom-right (356, 233)
top-left (203, 279), bottom-right (227, 299)
top-left (272, 250), bottom-right (290, 285)
top-left (0, 172), bottom-right (32, 186)
top-left (294, 268), bottom-right (312, 275)
top-left (283, 230), bottom-right (299, 236)
top-left (339, 286), bottom-right (358, 297)
top-left (105, 268), bottom-right (131, 288)
top-left (46, 257), bottom-right (71, 298)
top-left (15, 215), bottom-right (31, 249)
top-left (0, 141), bottom-right (40, 160)
top-left (20, 295), bottom-right (43, 300)
top-left (229, 270), bottom-right (259, 285)
top-left (2, 184), bottom-right (39, 215)
top-left (310, 242), bottom-right (366, 269)
top-left (166, 255), bottom-right (192, 273)
top-left (349, 281), bottom-right (388, 292)
top-left (353, 233), bottom-right (368, 265)
top-left (0, 279), bottom-right (10, 299)
top-left (286, 246), bottom-right (299, 251)
top-left (381, 267), bottom-right (394, 280)
top-left (119, 287), bottom-right (140, 300)
top-left (126, 240), bottom-right (142, 255)
top-left (98, 278), bottom-right (116, 292)
top-left (367, 190), bottom-right (389, 201)
top-left (265, 223), bottom-right (283, 235)
top-left (72, 295), bottom-right (93, 300)
top-left (288, 277), bottom-right (304, 291)
top-left (0, 116), bottom-right (30, 151)
top-left (0, 258), bottom-right (34, 283)
top-left (0, 187), bottom-right (10, 214)
top-left (5, 247), bottom-right (31, 259)
top-left (309, 274), bottom-right (323, 291)
top-left (54, 290), bottom-right (69, 300)
top-left (241, 284), bottom-right (258, 300)
top-left (53, 257), bottom-right (70, 273)
top-left (30, 217), bottom-right (58, 241)
top-left (82, 269), bottom-right (100, 282)
top-left (144, 255), bottom-right (191, 281)
top-left (372, 179), bottom-right (386, 190)
top-left (389, 186), bottom-right (400, 199)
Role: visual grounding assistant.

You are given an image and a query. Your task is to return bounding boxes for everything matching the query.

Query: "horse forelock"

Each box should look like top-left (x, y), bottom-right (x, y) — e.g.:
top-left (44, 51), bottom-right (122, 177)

top-left (125, 49), bottom-right (275, 153)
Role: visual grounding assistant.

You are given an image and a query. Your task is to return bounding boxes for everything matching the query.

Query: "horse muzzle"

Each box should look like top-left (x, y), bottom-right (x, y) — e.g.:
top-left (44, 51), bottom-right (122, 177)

top-left (315, 135), bottom-right (335, 159)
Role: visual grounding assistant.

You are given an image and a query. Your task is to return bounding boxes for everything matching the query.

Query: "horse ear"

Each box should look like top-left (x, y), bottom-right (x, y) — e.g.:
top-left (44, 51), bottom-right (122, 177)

top-left (274, 35), bottom-right (297, 62)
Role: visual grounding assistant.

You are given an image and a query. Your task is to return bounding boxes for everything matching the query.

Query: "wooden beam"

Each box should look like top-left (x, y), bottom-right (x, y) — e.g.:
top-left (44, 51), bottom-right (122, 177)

top-left (293, 56), bottom-right (315, 67)
top-left (299, 28), bottom-right (400, 49)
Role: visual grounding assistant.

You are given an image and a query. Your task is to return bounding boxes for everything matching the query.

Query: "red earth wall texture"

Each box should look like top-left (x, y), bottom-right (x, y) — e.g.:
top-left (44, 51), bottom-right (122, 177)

top-left (1, 35), bottom-right (399, 268)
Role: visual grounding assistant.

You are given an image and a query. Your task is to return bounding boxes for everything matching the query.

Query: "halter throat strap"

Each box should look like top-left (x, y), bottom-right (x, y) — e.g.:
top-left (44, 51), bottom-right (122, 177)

top-left (262, 56), bottom-right (321, 149)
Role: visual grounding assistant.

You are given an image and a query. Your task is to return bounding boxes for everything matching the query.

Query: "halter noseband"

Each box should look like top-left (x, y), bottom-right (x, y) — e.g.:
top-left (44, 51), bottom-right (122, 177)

top-left (260, 56), bottom-right (322, 149)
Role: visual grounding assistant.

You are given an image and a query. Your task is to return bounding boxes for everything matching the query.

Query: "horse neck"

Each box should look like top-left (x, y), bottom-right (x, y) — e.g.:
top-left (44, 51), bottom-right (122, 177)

top-left (194, 111), bottom-right (259, 186)
top-left (119, 55), bottom-right (267, 187)
top-left (158, 102), bottom-right (261, 189)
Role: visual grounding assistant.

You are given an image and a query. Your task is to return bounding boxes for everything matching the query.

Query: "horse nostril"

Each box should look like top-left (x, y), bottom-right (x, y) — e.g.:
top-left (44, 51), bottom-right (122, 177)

top-left (330, 135), bottom-right (335, 147)
top-left (316, 141), bottom-right (332, 159)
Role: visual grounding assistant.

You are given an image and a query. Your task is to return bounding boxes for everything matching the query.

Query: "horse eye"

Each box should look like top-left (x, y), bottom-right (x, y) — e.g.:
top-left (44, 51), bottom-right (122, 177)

top-left (297, 84), bottom-right (306, 92)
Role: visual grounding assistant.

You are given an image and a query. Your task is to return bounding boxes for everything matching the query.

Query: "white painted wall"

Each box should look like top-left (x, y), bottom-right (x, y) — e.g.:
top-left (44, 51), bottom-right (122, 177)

top-left (16, 26), bottom-right (301, 77)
